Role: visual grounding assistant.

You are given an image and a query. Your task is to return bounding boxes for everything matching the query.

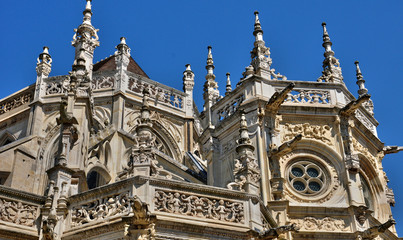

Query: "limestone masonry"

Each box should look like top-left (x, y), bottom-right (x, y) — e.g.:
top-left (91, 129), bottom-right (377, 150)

top-left (0, 1), bottom-right (401, 239)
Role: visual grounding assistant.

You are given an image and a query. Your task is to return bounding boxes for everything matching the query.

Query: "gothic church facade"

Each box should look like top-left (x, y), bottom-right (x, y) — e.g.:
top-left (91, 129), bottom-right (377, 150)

top-left (0, 1), bottom-right (400, 239)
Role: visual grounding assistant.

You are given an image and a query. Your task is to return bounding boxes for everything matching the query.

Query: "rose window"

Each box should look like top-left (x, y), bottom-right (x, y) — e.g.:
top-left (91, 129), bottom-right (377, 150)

top-left (288, 161), bottom-right (326, 195)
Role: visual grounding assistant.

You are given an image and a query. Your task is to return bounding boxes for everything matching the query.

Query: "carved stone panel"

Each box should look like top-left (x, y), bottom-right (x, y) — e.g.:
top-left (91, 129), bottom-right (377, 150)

top-left (0, 198), bottom-right (38, 227)
top-left (282, 123), bottom-right (333, 146)
top-left (290, 216), bottom-right (350, 232)
top-left (154, 190), bottom-right (245, 224)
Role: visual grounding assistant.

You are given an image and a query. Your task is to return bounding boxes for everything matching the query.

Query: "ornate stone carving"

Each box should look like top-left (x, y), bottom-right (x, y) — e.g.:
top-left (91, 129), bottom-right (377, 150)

top-left (154, 190), bottom-right (244, 224)
top-left (216, 94), bottom-right (244, 122)
top-left (281, 149), bottom-right (341, 203)
top-left (0, 198), bottom-right (38, 227)
top-left (91, 76), bottom-right (115, 90)
top-left (352, 138), bottom-right (377, 170)
top-left (291, 216), bottom-right (349, 232)
top-left (227, 112), bottom-right (261, 193)
top-left (283, 123), bottom-right (332, 145)
top-left (283, 89), bottom-right (331, 104)
top-left (71, 192), bottom-right (132, 227)
top-left (128, 77), bottom-right (184, 110)
top-left (355, 110), bottom-right (375, 133)
top-left (0, 91), bottom-right (33, 115)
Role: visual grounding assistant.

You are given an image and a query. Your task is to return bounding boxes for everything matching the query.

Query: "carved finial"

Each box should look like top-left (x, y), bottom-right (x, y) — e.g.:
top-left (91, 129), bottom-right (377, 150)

top-left (207, 46), bottom-right (214, 66)
top-left (225, 72), bottom-right (232, 95)
top-left (83, 0), bottom-right (93, 25)
top-left (115, 37), bottom-right (131, 57)
top-left (253, 11), bottom-right (263, 37)
top-left (183, 64), bottom-right (195, 92)
top-left (317, 22), bottom-right (343, 83)
top-left (322, 22), bottom-right (331, 44)
top-left (203, 46), bottom-right (219, 107)
top-left (72, 0), bottom-right (99, 72)
top-left (355, 61), bottom-right (368, 96)
top-left (36, 46), bottom-right (52, 76)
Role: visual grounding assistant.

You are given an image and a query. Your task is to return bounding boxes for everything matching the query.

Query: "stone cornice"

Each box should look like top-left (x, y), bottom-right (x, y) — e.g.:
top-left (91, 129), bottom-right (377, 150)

top-left (0, 185), bottom-right (45, 204)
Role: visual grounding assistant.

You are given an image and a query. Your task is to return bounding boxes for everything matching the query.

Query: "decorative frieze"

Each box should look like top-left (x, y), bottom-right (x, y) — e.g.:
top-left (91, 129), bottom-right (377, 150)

top-left (0, 198), bottom-right (38, 227)
top-left (283, 123), bottom-right (332, 145)
top-left (91, 76), bottom-right (115, 90)
top-left (154, 190), bottom-right (245, 224)
top-left (290, 216), bottom-right (349, 232)
top-left (71, 192), bottom-right (132, 227)
top-left (283, 89), bottom-right (330, 104)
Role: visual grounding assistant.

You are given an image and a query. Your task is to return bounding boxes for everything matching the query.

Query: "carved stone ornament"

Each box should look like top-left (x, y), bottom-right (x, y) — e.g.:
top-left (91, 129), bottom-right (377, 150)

top-left (282, 89), bottom-right (331, 104)
top-left (290, 216), bottom-right (349, 232)
top-left (281, 150), bottom-right (341, 204)
top-left (0, 198), bottom-right (38, 227)
top-left (71, 192), bottom-right (151, 227)
top-left (0, 90), bottom-right (33, 115)
top-left (352, 138), bottom-right (377, 170)
top-left (154, 190), bottom-right (245, 224)
top-left (283, 123), bottom-right (333, 145)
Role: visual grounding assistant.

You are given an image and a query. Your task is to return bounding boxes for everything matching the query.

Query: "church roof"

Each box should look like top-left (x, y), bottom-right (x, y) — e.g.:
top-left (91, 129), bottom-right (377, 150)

top-left (93, 55), bottom-right (149, 78)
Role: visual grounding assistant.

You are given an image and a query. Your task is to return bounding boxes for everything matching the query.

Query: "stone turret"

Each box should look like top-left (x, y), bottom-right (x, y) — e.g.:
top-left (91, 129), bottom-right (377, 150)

top-left (317, 22), bottom-right (343, 83)
top-left (183, 64), bottom-right (195, 116)
top-left (72, 0), bottom-right (99, 76)
top-left (114, 37), bottom-right (131, 92)
top-left (34, 46), bottom-right (52, 101)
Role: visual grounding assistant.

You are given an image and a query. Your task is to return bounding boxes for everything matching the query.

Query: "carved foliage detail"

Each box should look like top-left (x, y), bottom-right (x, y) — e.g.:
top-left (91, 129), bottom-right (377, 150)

top-left (91, 76), bottom-right (115, 90)
top-left (283, 90), bottom-right (330, 104)
top-left (154, 190), bottom-right (244, 223)
top-left (283, 123), bottom-right (332, 145)
top-left (0, 198), bottom-right (38, 227)
top-left (291, 216), bottom-right (349, 232)
top-left (71, 192), bottom-right (132, 227)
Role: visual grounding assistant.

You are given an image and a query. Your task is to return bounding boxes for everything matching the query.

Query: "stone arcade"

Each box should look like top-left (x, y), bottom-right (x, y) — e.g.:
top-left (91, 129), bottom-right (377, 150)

top-left (0, 1), bottom-right (401, 239)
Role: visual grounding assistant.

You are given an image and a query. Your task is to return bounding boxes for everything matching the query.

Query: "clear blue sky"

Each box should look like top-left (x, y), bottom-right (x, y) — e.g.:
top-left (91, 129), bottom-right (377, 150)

top-left (1, 0), bottom-right (402, 235)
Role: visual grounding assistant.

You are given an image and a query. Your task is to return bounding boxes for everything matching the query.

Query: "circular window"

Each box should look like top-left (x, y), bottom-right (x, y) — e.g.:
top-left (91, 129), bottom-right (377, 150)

top-left (288, 161), bottom-right (327, 195)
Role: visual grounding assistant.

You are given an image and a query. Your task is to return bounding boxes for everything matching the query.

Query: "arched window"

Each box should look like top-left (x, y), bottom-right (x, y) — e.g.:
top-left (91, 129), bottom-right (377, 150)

top-left (87, 169), bottom-right (108, 190)
top-left (360, 174), bottom-right (374, 211)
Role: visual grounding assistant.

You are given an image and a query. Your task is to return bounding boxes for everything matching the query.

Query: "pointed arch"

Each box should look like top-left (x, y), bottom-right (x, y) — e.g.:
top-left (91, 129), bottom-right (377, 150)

top-left (0, 131), bottom-right (17, 147)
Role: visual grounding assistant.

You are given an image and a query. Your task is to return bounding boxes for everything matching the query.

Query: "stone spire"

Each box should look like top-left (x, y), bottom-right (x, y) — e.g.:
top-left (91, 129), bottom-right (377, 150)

top-left (34, 47), bottom-right (52, 101)
top-left (183, 64), bottom-right (195, 117)
top-left (72, 0), bottom-right (100, 74)
top-left (225, 72), bottom-right (232, 95)
top-left (115, 37), bottom-right (131, 57)
top-left (203, 46), bottom-right (220, 110)
top-left (36, 47), bottom-right (52, 77)
top-left (317, 22), bottom-right (343, 83)
top-left (355, 61), bottom-right (374, 115)
top-left (246, 11), bottom-right (286, 80)
top-left (355, 61), bottom-right (368, 96)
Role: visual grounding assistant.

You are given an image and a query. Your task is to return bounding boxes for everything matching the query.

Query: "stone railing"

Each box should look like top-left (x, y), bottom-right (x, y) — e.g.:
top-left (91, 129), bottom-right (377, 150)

top-left (45, 76), bottom-right (68, 95)
top-left (70, 191), bottom-right (132, 228)
top-left (128, 76), bottom-right (185, 111)
top-left (91, 75), bottom-right (115, 90)
top-left (213, 93), bottom-right (245, 123)
top-left (154, 189), bottom-right (244, 224)
top-left (66, 176), bottom-right (257, 233)
top-left (0, 86), bottom-right (34, 115)
top-left (283, 89), bottom-right (331, 104)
